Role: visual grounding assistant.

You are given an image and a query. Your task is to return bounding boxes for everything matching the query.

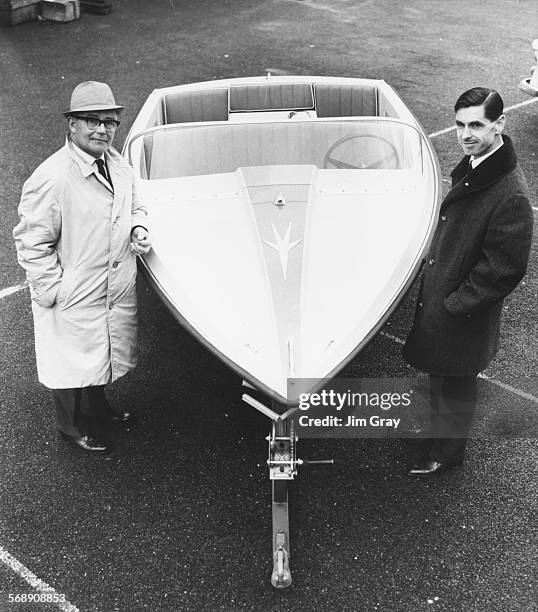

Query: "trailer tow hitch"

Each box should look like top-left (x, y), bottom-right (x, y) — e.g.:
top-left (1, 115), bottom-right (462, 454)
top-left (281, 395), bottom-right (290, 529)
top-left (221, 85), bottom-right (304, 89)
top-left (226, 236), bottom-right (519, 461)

top-left (267, 420), bottom-right (333, 588)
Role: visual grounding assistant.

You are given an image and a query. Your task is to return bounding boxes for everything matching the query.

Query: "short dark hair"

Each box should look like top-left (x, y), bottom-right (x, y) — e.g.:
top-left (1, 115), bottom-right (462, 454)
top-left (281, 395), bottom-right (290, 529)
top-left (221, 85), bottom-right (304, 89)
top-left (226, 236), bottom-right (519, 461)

top-left (454, 87), bottom-right (504, 121)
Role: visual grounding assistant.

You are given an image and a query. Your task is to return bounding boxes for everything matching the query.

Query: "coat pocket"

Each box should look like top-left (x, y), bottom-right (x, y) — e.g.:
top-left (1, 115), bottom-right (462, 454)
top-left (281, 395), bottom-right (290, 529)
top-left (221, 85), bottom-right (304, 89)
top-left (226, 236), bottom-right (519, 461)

top-left (56, 269), bottom-right (79, 310)
top-left (55, 269), bottom-right (70, 308)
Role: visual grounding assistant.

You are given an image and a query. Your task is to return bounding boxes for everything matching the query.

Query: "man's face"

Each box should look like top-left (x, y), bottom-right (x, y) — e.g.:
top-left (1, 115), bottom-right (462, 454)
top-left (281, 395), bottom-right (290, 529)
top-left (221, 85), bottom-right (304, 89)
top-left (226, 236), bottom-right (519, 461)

top-left (68, 110), bottom-right (119, 158)
top-left (455, 104), bottom-right (504, 158)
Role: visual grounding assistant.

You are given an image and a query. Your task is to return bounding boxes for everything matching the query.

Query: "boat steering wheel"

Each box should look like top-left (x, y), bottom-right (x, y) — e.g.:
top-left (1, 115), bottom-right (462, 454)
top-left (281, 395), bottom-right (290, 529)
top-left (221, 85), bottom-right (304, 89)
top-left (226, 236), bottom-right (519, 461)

top-left (323, 133), bottom-right (400, 170)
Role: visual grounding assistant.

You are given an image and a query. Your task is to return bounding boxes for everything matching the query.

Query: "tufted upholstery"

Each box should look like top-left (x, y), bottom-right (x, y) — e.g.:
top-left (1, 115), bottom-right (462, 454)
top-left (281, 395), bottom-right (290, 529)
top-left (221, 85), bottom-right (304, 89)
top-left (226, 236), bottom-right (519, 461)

top-left (229, 83), bottom-right (315, 112)
top-left (162, 88), bottom-right (229, 124)
top-left (314, 83), bottom-right (378, 117)
top-left (160, 83), bottom-right (379, 125)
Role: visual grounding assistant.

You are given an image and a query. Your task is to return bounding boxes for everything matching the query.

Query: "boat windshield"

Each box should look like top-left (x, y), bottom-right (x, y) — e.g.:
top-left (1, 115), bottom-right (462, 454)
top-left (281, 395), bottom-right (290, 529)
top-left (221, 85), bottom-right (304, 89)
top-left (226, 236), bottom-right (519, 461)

top-left (129, 119), bottom-right (425, 180)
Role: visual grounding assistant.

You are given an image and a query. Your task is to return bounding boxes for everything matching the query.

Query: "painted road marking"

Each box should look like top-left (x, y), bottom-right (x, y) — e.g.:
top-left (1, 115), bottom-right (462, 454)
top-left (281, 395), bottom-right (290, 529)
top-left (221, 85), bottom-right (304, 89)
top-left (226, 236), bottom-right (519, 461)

top-left (0, 283), bottom-right (27, 300)
top-left (0, 545), bottom-right (79, 612)
top-left (380, 331), bottom-right (404, 345)
top-left (477, 373), bottom-right (538, 402)
top-left (429, 124), bottom-right (457, 138)
top-left (380, 331), bottom-right (538, 403)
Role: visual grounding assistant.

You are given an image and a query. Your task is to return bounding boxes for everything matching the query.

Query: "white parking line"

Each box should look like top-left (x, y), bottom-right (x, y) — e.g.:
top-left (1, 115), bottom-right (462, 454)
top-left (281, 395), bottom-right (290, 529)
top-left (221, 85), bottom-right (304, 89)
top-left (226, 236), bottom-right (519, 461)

top-left (380, 331), bottom-right (404, 345)
top-left (428, 96), bottom-right (538, 139)
top-left (478, 373), bottom-right (538, 403)
top-left (379, 331), bottom-right (538, 404)
top-left (0, 545), bottom-right (79, 612)
top-left (428, 125), bottom-right (457, 138)
top-left (0, 283), bottom-right (27, 300)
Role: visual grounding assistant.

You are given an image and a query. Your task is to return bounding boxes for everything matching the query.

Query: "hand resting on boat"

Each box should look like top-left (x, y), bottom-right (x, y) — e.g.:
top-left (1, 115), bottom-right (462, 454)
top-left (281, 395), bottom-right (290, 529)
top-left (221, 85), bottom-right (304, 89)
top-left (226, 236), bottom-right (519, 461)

top-left (130, 226), bottom-right (152, 255)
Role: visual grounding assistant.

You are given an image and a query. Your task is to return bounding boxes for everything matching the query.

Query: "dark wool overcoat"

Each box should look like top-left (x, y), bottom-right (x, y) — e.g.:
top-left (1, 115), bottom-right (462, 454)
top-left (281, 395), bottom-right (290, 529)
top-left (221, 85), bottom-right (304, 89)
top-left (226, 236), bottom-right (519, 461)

top-left (403, 135), bottom-right (533, 376)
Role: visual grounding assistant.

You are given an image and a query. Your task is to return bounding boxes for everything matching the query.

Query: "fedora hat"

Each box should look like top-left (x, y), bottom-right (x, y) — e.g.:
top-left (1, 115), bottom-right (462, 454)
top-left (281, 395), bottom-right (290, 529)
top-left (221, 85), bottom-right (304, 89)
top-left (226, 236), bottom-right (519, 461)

top-left (64, 81), bottom-right (124, 116)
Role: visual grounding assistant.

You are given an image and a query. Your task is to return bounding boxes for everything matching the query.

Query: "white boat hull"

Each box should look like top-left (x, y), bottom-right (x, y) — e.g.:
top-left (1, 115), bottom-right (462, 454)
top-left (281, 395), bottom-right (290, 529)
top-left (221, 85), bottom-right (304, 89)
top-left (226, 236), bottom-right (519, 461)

top-left (124, 76), bottom-right (441, 404)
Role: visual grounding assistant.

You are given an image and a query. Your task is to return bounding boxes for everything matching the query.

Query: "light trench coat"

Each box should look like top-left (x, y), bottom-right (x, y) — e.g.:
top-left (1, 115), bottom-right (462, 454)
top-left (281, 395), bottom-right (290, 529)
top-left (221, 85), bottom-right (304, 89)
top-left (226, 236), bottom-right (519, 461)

top-left (13, 138), bottom-right (149, 389)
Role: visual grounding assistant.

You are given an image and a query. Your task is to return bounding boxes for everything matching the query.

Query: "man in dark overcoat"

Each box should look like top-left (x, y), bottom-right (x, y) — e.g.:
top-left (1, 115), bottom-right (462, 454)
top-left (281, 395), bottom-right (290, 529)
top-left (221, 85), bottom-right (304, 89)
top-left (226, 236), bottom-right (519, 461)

top-left (403, 87), bottom-right (533, 476)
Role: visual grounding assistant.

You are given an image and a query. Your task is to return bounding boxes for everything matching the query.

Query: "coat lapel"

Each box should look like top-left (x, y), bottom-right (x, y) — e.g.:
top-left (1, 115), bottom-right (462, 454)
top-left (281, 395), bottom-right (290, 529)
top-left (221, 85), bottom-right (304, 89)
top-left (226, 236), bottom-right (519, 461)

top-left (106, 148), bottom-right (129, 219)
top-left (66, 138), bottom-right (115, 194)
top-left (442, 135), bottom-right (518, 208)
top-left (95, 170), bottom-right (114, 193)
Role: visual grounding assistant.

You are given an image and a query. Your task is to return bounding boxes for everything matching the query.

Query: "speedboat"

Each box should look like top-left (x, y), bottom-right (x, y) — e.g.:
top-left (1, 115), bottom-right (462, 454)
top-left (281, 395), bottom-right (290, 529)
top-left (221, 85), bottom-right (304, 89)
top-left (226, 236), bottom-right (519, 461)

top-left (123, 75), bottom-right (441, 587)
top-left (124, 76), bottom-right (440, 405)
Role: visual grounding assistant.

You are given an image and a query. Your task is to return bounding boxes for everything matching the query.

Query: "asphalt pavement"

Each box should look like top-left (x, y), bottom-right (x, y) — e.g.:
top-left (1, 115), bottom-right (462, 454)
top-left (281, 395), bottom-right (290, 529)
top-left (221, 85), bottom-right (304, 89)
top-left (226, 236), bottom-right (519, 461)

top-left (0, 1), bottom-right (537, 611)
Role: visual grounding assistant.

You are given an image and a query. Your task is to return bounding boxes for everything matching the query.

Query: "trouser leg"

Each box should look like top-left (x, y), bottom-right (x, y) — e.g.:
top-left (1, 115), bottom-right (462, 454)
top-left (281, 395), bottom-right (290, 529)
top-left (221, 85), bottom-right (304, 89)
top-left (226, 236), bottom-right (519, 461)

top-left (85, 385), bottom-right (112, 418)
top-left (52, 388), bottom-right (84, 436)
top-left (410, 382), bottom-right (437, 460)
top-left (53, 387), bottom-right (111, 435)
top-left (428, 374), bottom-right (478, 462)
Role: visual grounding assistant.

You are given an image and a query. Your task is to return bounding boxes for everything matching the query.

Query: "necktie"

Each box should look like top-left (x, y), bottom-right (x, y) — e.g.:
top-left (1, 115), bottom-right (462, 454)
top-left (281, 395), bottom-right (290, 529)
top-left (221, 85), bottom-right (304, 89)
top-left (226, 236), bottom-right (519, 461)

top-left (95, 158), bottom-right (110, 183)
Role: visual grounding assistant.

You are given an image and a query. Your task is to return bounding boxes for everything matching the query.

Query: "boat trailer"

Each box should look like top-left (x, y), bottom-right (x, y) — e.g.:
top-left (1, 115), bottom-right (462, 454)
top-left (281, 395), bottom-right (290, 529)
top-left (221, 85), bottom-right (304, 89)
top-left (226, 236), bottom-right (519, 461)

top-left (242, 383), bottom-right (334, 588)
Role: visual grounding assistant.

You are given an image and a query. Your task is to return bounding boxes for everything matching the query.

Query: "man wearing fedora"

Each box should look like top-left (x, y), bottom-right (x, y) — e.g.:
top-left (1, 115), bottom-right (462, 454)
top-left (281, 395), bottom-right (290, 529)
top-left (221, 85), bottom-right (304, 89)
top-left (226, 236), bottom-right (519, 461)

top-left (14, 81), bottom-right (151, 454)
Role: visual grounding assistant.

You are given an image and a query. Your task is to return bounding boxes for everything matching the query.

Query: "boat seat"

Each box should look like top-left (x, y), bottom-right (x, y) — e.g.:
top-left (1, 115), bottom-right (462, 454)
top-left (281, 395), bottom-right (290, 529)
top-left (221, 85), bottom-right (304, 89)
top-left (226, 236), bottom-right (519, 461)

top-left (314, 83), bottom-right (378, 117)
top-left (160, 83), bottom-right (378, 124)
top-left (162, 88), bottom-right (229, 124)
top-left (229, 83), bottom-right (315, 112)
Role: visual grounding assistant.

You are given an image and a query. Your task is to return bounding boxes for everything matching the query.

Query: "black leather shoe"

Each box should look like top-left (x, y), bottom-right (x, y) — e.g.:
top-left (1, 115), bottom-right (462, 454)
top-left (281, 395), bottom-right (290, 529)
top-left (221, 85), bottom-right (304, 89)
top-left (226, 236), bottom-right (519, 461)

top-left (60, 431), bottom-right (110, 454)
top-left (408, 458), bottom-right (463, 476)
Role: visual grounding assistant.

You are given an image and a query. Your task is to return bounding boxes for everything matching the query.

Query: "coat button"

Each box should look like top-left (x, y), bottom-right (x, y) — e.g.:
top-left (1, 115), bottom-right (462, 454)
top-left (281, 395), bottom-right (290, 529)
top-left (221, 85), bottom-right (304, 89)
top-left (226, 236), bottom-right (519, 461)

top-left (112, 261), bottom-right (119, 269)
top-left (109, 303), bottom-right (113, 310)
top-left (441, 215), bottom-right (447, 222)
top-left (418, 301), bottom-right (423, 308)
top-left (428, 258), bottom-right (435, 265)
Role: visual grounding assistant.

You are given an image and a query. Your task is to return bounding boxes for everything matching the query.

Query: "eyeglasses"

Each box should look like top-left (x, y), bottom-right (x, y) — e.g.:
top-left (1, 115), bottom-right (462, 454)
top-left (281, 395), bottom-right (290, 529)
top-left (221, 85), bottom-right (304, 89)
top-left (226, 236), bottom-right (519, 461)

top-left (73, 115), bottom-right (120, 131)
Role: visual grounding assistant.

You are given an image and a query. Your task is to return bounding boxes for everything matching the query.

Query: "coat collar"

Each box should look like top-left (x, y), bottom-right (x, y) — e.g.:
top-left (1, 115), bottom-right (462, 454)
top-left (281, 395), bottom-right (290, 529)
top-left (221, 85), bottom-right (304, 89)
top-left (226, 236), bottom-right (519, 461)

top-left (64, 137), bottom-right (131, 199)
top-left (443, 135), bottom-right (518, 206)
top-left (65, 137), bottom-right (130, 175)
top-left (65, 136), bottom-right (94, 178)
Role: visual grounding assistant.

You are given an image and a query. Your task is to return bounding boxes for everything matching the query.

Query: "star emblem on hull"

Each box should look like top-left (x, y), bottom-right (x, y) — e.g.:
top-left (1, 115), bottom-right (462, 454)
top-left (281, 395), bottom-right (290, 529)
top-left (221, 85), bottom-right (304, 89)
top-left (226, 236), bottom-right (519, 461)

top-left (263, 223), bottom-right (302, 280)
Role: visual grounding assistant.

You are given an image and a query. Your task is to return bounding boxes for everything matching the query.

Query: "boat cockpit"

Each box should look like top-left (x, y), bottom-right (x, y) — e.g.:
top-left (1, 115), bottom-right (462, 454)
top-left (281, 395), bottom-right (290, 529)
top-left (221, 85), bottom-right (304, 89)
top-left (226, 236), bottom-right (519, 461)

top-left (126, 81), bottom-right (427, 181)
